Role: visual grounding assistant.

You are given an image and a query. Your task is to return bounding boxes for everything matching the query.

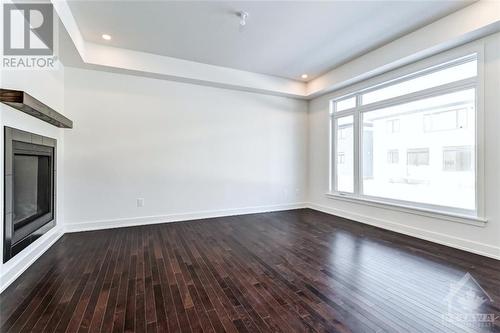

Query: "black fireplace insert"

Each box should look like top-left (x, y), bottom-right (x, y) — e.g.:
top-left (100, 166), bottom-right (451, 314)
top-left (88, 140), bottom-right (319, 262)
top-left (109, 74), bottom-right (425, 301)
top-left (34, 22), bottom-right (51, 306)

top-left (4, 127), bottom-right (56, 262)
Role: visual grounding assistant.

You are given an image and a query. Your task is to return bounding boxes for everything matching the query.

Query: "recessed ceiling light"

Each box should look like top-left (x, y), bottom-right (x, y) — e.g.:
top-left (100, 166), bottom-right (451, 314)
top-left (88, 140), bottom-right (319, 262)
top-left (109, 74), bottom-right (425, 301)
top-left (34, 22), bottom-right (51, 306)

top-left (301, 74), bottom-right (308, 79)
top-left (102, 34), bottom-right (112, 41)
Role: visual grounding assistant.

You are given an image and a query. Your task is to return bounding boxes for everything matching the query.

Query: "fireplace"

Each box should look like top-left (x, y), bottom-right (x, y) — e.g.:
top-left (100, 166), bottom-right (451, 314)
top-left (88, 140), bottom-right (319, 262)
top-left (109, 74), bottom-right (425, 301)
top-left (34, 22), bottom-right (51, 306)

top-left (4, 127), bottom-right (56, 262)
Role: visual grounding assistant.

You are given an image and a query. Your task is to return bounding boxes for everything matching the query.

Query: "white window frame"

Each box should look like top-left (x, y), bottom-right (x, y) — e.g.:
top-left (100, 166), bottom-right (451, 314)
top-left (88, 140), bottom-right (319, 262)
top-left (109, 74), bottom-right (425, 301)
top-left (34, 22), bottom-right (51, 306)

top-left (328, 43), bottom-right (486, 226)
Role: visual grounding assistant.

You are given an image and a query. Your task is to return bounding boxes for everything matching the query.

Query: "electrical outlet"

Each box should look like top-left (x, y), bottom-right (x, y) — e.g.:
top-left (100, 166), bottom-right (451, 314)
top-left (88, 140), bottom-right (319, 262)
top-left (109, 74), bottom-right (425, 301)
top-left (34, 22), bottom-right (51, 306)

top-left (137, 198), bottom-right (144, 207)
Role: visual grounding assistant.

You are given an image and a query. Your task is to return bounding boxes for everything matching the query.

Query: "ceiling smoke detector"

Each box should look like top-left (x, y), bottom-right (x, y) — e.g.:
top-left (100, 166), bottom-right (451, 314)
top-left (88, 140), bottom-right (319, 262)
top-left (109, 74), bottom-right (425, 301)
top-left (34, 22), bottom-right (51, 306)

top-left (238, 11), bottom-right (249, 27)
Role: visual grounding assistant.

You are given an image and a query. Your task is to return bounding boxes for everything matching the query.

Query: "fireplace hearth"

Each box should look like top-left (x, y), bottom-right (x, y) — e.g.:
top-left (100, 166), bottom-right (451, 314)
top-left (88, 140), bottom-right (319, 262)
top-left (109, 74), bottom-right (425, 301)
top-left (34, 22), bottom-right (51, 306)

top-left (4, 127), bottom-right (56, 262)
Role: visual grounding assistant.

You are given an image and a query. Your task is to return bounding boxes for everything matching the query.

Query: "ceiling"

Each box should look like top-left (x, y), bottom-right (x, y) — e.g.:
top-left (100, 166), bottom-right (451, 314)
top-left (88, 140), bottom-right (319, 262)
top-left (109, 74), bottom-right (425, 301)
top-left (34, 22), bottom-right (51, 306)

top-left (66, 1), bottom-right (473, 81)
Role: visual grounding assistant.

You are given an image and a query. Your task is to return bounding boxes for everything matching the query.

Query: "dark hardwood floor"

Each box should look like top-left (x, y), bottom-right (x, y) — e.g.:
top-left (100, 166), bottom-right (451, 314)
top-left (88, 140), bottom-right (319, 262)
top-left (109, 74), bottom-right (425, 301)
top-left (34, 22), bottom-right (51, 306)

top-left (1, 209), bottom-right (499, 333)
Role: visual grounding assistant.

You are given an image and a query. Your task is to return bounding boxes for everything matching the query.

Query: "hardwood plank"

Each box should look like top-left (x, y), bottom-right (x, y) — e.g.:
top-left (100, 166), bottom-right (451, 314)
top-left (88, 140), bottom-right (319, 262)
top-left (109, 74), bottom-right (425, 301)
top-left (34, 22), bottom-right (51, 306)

top-left (1, 209), bottom-right (499, 333)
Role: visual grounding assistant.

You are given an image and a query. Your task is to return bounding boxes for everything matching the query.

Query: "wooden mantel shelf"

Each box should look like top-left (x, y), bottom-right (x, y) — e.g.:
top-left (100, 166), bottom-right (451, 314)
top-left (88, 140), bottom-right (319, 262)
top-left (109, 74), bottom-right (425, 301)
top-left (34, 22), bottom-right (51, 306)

top-left (0, 89), bottom-right (73, 129)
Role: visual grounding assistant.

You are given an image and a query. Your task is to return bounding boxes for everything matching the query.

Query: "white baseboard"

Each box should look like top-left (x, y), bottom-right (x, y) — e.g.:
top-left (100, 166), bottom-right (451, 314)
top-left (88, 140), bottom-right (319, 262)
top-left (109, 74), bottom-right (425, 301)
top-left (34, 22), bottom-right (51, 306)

top-left (68, 201), bottom-right (500, 260)
top-left (0, 225), bottom-right (65, 293)
top-left (307, 202), bottom-right (500, 260)
top-left (65, 202), bottom-right (308, 233)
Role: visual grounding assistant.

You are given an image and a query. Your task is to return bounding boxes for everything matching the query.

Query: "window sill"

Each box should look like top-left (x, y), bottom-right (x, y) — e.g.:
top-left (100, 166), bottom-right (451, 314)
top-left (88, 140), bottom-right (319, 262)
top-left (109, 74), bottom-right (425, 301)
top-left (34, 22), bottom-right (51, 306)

top-left (325, 192), bottom-right (487, 227)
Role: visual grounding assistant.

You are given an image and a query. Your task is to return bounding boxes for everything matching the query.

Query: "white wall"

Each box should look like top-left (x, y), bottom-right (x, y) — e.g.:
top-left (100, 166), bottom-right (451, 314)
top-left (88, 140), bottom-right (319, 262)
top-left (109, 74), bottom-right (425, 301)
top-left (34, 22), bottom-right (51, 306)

top-left (0, 63), bottom-right (67, 291)
top-left (308, 32), bottom-right (500, 259)
top-left (63, 67), bottom-right (308, 230)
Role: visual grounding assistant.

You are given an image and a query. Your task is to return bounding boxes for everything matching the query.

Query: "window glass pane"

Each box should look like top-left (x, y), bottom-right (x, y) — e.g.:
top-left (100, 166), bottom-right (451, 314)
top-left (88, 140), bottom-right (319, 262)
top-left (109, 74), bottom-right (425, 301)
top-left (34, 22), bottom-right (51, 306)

top-left (336, 115), bottom-right (354, 192)
top-left (361, 59), bottom-right (477, 105)
top-left (361, 89), bottom-right (475, 210)
top-left (335, 96), bottom-right (356, 112)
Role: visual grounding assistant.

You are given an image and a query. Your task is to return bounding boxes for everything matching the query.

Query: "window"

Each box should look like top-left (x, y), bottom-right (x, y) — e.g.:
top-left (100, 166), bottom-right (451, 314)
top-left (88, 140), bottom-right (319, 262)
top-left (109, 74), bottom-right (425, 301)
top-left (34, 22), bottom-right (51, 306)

top-left (330, 53), bottom-right (479, 216)
top-left (361, 59), bottom-right (477, 105)
top-left (443, 146), bottom-right (472, 171)
top-left (338, 152), bottom-right (346, 164)
top-left (387, 150), bottom-right (399, 164)
top-left (423, 108), bottom-right (468, 132)
top-left (407, 148), bottom-right (429, 166)
top-left (335, 96), bottom-right (356, 112)
top-left (386, 119), bottom-right (400, 134)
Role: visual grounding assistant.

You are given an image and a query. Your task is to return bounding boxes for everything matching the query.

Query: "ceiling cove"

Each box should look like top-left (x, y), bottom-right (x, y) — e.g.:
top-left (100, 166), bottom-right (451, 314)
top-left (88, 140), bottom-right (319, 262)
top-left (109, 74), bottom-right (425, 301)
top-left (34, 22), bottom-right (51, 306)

top-left (54, 1), bottom-right (500, 99)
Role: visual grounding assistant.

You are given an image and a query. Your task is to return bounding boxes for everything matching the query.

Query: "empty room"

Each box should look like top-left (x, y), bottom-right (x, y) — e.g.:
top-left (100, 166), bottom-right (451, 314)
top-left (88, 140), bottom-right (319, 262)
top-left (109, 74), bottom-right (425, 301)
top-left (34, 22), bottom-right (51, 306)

top-left (1, 0), bottom-right (499, 332)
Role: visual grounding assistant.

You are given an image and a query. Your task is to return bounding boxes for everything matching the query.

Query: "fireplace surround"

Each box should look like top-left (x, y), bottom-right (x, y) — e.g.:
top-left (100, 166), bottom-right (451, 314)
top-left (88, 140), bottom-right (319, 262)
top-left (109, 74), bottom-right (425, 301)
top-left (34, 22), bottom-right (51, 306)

top-left (4, 127), bottom-right (56, 263)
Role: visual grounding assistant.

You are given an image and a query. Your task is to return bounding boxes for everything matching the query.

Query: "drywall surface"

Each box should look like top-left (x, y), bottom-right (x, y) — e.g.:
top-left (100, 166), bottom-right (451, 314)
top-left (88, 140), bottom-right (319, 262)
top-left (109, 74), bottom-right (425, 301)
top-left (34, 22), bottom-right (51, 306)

top-left (63, 67), bottom-right (308, 229)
